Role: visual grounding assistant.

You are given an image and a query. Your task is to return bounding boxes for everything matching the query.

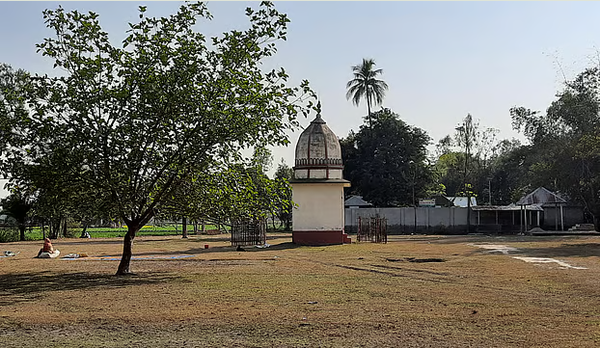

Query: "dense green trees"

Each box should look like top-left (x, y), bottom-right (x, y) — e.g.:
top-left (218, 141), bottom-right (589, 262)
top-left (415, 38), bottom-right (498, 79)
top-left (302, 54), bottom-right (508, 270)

top-left (273, 159), bottom-right (293, 231)
top-left (162, 150), bottom-right (294, 233)
top-left (1, 2), bottom-right (314, 274)
top-left (432, 115), bottom-right (522, 207)
top-left (0, 63), bottom-right (29, 156)
top-left (0, 190), bottom-right (33, 241)
top-left (510, 66), bottom-right (600, 230)
top-left (435, 116), bottom-right (490, 197)
top-left (341, 108), bottom-right (433, 207)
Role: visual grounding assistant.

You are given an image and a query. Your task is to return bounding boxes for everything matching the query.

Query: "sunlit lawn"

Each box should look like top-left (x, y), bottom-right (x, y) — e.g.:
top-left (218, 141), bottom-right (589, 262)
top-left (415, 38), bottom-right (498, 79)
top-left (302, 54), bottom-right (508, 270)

top-left (18, 224), bottom-right (228, 240)
top-left (1, 234), bottom-right (600, 347)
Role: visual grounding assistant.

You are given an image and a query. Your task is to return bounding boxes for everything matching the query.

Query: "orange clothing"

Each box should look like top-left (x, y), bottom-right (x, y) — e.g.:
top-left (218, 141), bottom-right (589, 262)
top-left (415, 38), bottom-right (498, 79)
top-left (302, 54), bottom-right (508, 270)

top-left (42, 239), bottom-right (54, 252)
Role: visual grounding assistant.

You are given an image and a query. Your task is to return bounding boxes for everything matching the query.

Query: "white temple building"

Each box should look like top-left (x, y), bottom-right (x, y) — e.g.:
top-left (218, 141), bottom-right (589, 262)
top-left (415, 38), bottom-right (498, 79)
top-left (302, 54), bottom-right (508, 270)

top-left (290, 104), bottom-right (351, 245)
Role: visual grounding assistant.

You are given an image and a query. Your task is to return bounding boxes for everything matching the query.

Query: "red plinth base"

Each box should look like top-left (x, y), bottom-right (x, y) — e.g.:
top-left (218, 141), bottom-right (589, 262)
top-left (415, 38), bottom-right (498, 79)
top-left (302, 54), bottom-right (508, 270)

top-left (293, 230), bottom-right (351, 246)
top-left (343, 234), bottom-right (352, 244)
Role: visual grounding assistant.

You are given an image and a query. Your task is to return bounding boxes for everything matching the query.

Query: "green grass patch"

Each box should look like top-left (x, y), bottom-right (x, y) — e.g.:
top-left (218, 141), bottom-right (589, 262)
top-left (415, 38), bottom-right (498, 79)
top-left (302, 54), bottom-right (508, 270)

top-left (21, 224), bottom-right (224, 241)
top-left (8, 223), bottom-right (286, 242)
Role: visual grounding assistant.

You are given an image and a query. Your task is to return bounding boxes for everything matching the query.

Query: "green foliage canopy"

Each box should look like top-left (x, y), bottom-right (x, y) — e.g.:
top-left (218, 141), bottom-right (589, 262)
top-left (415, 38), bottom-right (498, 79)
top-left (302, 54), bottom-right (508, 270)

top-left (341, 108), bottom-right (433, 207)
top-left (3, 2), bottom-right (314, 273)
top-left (510, 66), bottom-right (600, 230)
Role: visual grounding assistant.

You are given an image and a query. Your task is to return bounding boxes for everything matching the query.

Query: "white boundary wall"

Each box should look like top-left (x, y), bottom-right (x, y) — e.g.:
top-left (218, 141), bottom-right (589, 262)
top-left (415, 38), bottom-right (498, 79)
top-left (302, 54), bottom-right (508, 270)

top-left (345, 207), bottom-right (474, 234)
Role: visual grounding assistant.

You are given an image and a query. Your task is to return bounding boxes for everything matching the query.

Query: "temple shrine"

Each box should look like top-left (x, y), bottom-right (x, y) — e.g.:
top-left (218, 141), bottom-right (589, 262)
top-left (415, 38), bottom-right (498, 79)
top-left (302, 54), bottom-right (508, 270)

top-left (290, 103), bottom-right (351, 245)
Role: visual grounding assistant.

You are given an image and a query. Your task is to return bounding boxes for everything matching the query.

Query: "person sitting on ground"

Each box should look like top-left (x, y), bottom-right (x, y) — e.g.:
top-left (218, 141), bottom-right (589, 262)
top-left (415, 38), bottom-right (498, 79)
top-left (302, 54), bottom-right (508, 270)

top-left (37, 238), bottom-right (60, 258)
top-left (43, 238), bottom-right (54, 252)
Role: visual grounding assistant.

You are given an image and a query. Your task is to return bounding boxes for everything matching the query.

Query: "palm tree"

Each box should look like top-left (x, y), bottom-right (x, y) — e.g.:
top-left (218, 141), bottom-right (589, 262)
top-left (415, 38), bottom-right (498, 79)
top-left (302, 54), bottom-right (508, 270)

top-left (346, 58), bottom-right (389, 128)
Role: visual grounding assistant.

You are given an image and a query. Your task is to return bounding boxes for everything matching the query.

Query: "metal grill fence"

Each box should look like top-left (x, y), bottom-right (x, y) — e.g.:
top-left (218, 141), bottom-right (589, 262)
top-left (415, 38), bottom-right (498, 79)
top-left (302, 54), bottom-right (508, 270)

top-left (230, 218), bottom-right (267, 246)
top-left (357, 215), bottom-right (388, 243)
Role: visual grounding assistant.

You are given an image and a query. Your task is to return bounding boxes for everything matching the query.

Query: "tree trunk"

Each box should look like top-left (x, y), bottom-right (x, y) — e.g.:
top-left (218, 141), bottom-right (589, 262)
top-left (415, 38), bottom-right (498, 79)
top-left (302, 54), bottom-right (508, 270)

top-left (19, 223), bottom-right (26, 241)
top-left (201, 221), bottom-right (206, 234)
top-left (80, 221), bottom-right (89, 238)
top-left (49, 218), bottom-right (60, 239)
top-left (285, 215), bottom-right (292, 231)
top-left (116, 224), bottom-right (140, 275)
top-left (193, 220), bottom-right (198, 235)
top-left (367, 98), bottom-right (372, 129)
top-left (61, 217), bottom-right (67, 238)
top-left (182, 217), bottom-right (188, 239)
top-left (466, 191), bottom-right (471, 234)
top-left (594, 214), bottom-right (600, 232)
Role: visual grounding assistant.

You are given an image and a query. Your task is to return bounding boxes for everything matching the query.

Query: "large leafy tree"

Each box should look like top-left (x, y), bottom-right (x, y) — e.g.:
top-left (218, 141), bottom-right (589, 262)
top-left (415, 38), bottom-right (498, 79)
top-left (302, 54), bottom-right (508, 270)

top-left (345, 58), bottom-right (388, 129)
top-left (510, 66), bottom-right (600, 230)
top-left (0, 63), bottom-right (29, 160)
top-left (5, 2), bottom-right (314, 274)
top-left (1, 63), bottom-right (85, 239)
top-left (484, 139), bottom-right (532, 205)
top-left (341, 108), bottom-right (433, 207)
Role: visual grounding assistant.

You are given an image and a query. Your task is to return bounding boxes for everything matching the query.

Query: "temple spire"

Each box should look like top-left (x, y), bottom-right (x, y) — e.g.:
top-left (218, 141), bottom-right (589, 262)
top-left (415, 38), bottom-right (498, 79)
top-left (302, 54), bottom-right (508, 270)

top-left (313, 100), bottom-right (325, 123)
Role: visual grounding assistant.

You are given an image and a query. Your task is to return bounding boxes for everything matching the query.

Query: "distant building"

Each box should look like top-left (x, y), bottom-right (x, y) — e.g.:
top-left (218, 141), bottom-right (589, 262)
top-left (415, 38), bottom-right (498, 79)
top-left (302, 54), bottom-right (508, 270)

top-left (516, 186), bottom-right (583, 231)
top-left (0, 214), bottom-right (17, 226)
top-left (445, 196), bottom-right (477, 208)
top-left (344, 196), bottom-right (373, 208)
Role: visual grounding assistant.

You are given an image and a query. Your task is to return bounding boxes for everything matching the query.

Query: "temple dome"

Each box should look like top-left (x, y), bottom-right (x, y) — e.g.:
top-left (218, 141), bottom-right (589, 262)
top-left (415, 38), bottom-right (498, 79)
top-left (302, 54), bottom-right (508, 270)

top-left (293, 108), bottom-right (344, 180)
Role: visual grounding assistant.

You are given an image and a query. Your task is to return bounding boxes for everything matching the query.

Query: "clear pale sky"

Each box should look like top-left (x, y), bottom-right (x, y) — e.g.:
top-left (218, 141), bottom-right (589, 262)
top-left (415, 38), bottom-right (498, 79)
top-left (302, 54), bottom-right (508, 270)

top-left (2, 1), bottom-right (600, 182)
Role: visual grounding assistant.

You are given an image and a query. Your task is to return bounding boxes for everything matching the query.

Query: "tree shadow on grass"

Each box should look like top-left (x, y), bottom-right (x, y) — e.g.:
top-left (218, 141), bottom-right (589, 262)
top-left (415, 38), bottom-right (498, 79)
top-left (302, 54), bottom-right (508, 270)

top-left (180, 233), bottom-right (291, 244)
top-left (52, 233), bottom-right (290, 246)
top-left (517, 243), bottom-right (600, 258)
top-left (51, 237), bottom-right (188, 246)
top-left (126, 241), bottom-right (302, 258)
top-left (0, 271), bottom-right (182, 306)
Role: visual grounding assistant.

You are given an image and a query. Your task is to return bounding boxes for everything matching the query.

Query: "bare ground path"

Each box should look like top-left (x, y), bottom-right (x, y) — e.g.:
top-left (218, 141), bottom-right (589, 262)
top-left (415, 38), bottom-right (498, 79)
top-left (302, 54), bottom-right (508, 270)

top-left (1, 234), bottom-right (600, 347)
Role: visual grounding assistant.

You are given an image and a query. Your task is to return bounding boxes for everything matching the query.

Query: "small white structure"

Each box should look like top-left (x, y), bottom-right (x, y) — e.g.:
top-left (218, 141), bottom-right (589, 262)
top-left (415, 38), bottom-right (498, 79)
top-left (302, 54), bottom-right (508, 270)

top-left (291, 106), bottom-right (351, 245)
top-left (445, 196), bottom-right (478, 208)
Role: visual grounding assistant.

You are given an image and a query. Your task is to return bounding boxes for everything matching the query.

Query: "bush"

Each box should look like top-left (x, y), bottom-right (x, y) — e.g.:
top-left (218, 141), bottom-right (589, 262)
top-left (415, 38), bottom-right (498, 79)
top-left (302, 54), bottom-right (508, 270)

top-left (64, 218), bottom-right (82, 238)
top-left (0, 227), bottom-right (19, 243)
top-left (64, 228), bottom-right (79, 238)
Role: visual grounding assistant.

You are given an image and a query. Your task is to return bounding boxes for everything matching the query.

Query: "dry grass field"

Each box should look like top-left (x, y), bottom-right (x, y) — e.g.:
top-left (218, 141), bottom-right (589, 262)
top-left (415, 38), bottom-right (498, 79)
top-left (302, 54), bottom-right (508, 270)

top-left (1, 233), bottom-right (600, 347)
